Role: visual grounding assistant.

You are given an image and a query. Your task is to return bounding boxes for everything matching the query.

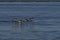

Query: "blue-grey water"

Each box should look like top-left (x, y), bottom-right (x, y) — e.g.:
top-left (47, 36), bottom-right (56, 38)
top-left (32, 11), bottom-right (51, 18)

top-left (0, 2), bottom-right (60, 40)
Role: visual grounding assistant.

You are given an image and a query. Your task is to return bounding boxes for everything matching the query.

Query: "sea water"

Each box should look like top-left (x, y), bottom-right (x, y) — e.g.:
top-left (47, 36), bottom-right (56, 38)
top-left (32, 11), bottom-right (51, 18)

top-left (0, 2), bottom-right (60, 40)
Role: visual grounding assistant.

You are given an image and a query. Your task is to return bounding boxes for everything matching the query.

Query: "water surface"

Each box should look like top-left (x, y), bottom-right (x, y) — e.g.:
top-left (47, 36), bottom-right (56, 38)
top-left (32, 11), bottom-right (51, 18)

top-left (0, 2), bottom-right (60, 40)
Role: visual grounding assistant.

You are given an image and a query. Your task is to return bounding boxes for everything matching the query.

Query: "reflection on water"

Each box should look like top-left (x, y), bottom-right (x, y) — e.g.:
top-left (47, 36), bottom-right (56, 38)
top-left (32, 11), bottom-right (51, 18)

top-left (12, 22), bottom-right (22, 33)
top-left (11, 21), bottom-right (34, 33)
top-left (9, 21), bottom-right (37, 40)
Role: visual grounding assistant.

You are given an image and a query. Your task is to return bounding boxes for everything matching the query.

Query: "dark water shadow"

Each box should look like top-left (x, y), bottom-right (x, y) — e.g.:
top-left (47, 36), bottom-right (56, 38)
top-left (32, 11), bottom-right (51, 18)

top-left (52, 36), bottom-right (60, 40)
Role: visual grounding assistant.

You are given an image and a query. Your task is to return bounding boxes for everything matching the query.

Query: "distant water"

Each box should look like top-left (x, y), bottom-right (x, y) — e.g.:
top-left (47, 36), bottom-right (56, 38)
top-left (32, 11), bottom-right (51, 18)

top-left (0, 2), bottom-right (60, 40)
